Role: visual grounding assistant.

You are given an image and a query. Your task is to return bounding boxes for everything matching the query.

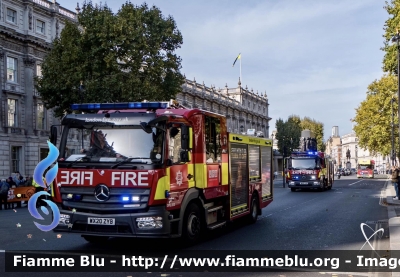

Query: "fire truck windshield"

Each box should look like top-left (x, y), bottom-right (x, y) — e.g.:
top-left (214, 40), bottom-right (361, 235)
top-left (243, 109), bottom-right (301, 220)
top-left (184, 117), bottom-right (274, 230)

top-left (290, 158), bottom-right (317, 170)
top-left (359, 164), bottom-right (373, 170)
top-left (60, 125), bottom-right (164, 164)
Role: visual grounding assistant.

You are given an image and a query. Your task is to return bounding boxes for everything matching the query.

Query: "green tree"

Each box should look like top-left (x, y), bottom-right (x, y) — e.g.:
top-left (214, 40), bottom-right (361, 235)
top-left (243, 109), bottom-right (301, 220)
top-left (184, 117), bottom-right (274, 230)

top-left (382, 0), bottom-right (400, 74)
top-left (35, 1), bottom-right (184, 117)
top-left (353, 74), bottom-right (399, 158)
top-left (275, 117), bottom-right (302, 156)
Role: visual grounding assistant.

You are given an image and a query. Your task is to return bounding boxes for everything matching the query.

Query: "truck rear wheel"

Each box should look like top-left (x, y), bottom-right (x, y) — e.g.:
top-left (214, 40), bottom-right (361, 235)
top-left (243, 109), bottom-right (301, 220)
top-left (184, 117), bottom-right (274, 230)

top-left (82, 235), bottom-right (109, 243)
top-left (248, 195), bottom-right (259, 224)
top-left (182, 202), bottom-right (203, 244)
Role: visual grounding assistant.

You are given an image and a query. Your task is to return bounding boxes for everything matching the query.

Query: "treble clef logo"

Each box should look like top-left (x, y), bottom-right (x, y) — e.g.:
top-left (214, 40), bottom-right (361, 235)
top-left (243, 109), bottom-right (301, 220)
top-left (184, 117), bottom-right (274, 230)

top-left (360, 223), bottom-right (384, 257)
top-left (28, 141), bottom-right (60, 232)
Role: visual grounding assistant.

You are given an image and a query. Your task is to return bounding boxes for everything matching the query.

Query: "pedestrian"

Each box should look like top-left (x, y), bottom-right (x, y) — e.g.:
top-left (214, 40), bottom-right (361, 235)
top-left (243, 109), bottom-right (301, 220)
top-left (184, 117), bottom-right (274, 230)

top-left (392, 166), bottom-right (400, 200)
top-left (273, 171), bottom-right (277, 180)
top-left (0, 179), bottom-right (10, 210)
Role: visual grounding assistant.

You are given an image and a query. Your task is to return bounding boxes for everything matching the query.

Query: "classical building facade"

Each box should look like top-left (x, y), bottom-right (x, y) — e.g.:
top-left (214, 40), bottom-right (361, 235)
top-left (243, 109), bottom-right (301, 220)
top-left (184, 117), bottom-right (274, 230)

top-left (0, 0), bottom-right (76, 177)
top-left (177, 78), bottom-right (271, 136)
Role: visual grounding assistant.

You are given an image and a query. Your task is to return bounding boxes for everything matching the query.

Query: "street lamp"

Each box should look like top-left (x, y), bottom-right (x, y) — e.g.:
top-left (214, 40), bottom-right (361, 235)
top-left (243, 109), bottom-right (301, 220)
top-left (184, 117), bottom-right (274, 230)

top-left (391, 30), bottom-right (400, 166)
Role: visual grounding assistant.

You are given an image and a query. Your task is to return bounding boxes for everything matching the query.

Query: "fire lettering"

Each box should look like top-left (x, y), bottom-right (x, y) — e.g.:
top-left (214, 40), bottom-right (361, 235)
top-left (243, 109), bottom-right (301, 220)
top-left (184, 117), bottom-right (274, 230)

top-left (111, 172), bottom-right (148, 186)
top-left (59, 171), bottom-right (93, 185)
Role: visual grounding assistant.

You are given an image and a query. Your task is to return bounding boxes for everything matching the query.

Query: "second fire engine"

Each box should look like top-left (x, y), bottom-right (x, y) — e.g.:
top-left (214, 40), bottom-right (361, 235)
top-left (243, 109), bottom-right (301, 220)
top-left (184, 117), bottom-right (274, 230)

top-left (286, 130), bottom-right (334, 191)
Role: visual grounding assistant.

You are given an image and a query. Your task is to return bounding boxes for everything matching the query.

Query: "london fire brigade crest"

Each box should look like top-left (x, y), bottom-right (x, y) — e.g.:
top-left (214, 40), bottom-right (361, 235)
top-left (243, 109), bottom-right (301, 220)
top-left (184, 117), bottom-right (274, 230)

top-left (176, 170), bottom-right (183, 186)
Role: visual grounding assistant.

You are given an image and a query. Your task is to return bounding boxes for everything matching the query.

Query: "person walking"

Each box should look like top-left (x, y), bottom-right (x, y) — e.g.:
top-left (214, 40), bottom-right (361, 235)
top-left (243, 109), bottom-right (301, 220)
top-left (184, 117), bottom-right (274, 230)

top-left (392, 166), bottom-right (400, 200)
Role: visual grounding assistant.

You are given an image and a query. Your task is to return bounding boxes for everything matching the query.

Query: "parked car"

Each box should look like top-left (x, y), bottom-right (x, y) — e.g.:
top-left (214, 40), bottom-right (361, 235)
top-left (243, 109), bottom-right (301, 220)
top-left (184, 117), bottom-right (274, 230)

top-left (351, 168), bottom-right (356, 174)
top-left (344, 169), bottom-right (351, 176)
top-left (373, 169), bottom-right (378, 174)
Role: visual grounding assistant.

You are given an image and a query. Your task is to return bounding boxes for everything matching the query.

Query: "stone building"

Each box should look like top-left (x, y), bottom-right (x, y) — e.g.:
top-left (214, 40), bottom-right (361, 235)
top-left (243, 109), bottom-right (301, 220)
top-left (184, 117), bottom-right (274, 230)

top-left (325, 126), bottom-right (342, 171)
top-left (0, 0), bottom-right (76, 177)
top-left (177, 78), bottom-right (270, 136)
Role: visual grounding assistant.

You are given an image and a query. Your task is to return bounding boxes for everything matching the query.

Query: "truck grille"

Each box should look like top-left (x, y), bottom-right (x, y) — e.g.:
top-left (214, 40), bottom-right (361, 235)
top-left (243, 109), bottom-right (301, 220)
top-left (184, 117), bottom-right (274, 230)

top-left (60, 187), bottom-right (150, 214)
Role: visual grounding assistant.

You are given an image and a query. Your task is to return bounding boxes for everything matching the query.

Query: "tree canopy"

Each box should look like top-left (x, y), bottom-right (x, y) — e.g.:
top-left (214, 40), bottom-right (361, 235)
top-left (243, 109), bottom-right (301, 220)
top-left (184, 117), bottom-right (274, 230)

top-left (275, 117), bottom-right (302, 156)
top-left (382, 0), bottom-right (400, 74)
top-left (35, 1), bottom-right (185, 117)
top-left (275, 115), bottom-right (325, 156)
top-left (353, 74), bottom-right (399, 157)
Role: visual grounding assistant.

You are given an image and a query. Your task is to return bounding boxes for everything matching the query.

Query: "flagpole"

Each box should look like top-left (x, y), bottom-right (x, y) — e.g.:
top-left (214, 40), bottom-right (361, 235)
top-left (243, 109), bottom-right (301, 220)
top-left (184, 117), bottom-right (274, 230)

top-left (240, 54), bottom-right (242, 84)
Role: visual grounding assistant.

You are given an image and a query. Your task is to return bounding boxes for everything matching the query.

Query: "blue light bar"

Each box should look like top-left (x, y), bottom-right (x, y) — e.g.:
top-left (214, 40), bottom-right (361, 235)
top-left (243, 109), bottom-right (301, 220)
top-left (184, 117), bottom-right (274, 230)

top-left (122, 196), bottom-right (130, 201)
top-left (71, 102), bottom-right (169, 111)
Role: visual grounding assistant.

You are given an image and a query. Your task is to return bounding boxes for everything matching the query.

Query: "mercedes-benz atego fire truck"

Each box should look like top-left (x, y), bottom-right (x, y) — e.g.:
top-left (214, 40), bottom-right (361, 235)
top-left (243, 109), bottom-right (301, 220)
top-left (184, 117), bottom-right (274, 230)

top-left (49, 101), bottom-right (273, 244)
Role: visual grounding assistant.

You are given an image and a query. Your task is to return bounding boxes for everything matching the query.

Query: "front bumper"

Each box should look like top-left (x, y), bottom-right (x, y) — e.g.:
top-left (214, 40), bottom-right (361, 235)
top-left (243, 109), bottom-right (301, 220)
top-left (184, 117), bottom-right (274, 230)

top-left (53, 205), bottom-right (171, 238)
top-left (287, 181), bottom-right (322, 188)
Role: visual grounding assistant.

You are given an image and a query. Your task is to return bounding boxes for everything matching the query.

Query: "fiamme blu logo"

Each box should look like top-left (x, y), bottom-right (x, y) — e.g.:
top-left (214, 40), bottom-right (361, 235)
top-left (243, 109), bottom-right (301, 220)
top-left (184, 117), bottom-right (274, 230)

top-left (27, 141), bottom-right (60, 232)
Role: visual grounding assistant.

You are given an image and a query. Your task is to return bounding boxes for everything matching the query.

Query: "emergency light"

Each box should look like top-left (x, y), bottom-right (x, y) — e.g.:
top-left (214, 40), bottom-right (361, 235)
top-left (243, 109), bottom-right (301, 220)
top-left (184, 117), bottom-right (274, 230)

top-left (71, 102), bottom-right (169, 111)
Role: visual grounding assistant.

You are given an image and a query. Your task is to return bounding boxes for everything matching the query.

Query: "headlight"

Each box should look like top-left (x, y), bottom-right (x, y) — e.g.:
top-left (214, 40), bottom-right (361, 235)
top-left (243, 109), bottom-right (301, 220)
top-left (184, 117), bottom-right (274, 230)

top-left (136, 217), bottom-right (163, 229)
top-left (310, 175), bottom-right (316, 180)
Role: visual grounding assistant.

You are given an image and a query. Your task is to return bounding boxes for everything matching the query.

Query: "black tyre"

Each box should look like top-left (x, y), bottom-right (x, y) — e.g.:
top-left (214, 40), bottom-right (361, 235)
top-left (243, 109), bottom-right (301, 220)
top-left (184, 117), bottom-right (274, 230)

top-left (248, 195), bottom-right (259, 224)
top-left (291, 188), bottom-right (296, 192)
top-left (82, 235), bottom-right (110, 243)
top-left (182, 202), bottom-right (203, 245)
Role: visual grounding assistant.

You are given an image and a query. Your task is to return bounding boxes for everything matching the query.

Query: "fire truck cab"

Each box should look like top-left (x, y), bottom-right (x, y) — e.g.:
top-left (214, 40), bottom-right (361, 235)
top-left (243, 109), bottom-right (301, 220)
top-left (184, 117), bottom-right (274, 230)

top-left (49, 101), bottom-right (274, 244)
top-left (285, 130), bottom-right (334, 192)
top-left (286, 151), bottom-right (334, 191)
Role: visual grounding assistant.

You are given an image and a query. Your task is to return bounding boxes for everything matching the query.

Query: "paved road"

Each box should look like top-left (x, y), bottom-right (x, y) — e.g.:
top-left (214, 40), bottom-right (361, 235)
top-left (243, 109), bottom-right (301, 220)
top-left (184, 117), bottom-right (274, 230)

top-left (0, 175), bottom-right (391, 277)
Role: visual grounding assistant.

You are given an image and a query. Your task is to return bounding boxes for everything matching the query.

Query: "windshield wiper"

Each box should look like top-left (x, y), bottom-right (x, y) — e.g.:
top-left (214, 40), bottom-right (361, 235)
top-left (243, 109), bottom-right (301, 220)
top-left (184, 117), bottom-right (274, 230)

top-left (111, 157), bottom-right (151, 168)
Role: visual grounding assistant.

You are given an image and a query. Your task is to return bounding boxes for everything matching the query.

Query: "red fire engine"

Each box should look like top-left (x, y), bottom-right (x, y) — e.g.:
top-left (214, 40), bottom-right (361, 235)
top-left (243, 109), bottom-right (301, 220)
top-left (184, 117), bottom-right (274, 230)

top-left (49, 101), bottom-right (273, 244)
top-left (285, 137), bottom-right (334, 191)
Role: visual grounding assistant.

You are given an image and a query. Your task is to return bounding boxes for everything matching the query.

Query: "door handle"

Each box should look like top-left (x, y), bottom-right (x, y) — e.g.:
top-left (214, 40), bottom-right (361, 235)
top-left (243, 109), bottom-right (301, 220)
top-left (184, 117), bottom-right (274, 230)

top-left (187, 174), bottom-right (193, 180)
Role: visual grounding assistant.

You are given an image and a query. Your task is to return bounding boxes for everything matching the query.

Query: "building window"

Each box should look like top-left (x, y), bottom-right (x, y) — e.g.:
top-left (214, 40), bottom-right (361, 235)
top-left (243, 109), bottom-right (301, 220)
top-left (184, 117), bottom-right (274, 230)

top-left (36, 20), bottom-right (45, 34)
top-left (40, 148), bottom-right (49, 161)
top-left (11, 146), bottom-right (21, 173)
top-left (36, 64), bottom-right (42, 77)
top-left (37, 103), bottom-right (46, 129)
top-left (7, 57), bottom-right (17, 82)
top-left (8, 99), bottom-right (17, 127)
top-left (7, 8), bottom-right (16, 23)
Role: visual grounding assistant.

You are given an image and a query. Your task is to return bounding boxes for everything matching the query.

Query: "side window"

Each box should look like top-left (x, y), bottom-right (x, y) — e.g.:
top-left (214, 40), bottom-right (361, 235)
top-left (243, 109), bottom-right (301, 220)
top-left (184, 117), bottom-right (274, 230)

top-left (168, 125), bottom-right (182, 164)
top-left (205, 116), bottom-right (221, 163)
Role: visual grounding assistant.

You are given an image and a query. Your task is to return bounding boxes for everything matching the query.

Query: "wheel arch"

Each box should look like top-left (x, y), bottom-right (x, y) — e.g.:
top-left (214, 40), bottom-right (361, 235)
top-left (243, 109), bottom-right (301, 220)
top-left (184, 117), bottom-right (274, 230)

top-left (178, 188), bottom-right (205, 236)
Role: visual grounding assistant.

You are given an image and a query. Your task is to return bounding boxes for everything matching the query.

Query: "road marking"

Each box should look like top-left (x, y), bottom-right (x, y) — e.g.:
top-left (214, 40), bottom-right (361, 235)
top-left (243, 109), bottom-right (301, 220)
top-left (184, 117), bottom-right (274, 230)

top-left (348, 180), bottom-right (363, 186)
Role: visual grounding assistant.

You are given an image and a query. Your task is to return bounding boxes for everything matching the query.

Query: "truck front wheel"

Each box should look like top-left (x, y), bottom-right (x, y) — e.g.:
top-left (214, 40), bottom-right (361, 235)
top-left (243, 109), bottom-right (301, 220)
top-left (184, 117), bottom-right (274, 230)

top-left (182, 202), bottom-right (203, 244)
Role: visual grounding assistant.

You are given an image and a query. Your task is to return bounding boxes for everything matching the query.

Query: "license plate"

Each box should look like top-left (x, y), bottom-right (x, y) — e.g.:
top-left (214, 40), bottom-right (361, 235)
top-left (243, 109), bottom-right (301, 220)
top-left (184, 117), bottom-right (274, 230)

top-left (88, 217), bottom-right (115, 225)
top-left (300, 182), bottom-right (309, 185)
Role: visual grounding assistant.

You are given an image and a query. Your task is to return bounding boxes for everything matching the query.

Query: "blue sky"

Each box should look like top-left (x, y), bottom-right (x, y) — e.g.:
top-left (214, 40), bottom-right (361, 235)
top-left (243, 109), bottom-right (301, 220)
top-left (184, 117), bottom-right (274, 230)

top-left (57, 0), bottom-right (387, 141)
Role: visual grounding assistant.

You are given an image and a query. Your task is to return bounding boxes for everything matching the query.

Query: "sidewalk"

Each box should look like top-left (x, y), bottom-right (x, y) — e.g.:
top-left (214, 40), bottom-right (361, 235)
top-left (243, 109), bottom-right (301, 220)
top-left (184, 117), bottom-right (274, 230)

top-left (383, 176), bottom-right (400, 277)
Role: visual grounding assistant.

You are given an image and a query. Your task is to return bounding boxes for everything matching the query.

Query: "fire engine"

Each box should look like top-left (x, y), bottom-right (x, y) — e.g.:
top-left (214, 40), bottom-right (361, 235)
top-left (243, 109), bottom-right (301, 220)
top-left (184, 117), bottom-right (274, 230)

top-left (357, 159), bottom-right (375, 178)
top-left (285, 132), bottom-right (334, 191)
top-left (49, 101), bottom-right (273, 244)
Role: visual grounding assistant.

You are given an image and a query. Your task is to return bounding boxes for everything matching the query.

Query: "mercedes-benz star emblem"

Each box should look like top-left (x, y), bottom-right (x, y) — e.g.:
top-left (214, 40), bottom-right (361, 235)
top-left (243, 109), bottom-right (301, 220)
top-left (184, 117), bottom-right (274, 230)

top-left (94, 185), bottom-right (110, 202)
